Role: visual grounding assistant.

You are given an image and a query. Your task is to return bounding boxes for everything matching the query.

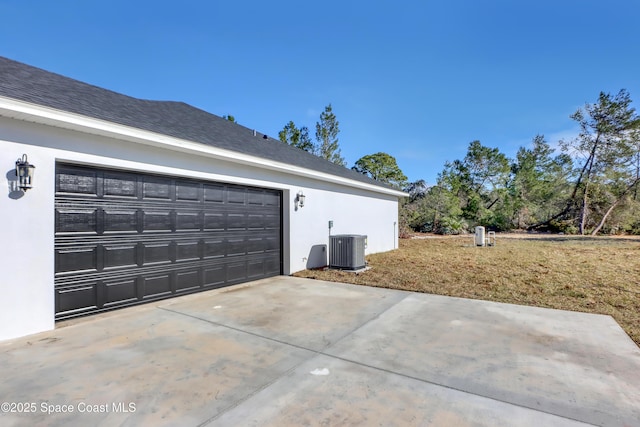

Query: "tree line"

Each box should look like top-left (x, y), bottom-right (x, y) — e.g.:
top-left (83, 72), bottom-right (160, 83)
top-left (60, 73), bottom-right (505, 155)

top-left (275, 90), bottom-right (640, 236)
top-left (403, 89), bottom-right (640, 236)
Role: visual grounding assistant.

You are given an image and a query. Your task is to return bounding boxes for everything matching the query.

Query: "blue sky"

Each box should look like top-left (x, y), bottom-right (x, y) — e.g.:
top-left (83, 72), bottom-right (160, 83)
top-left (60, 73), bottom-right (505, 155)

top-left (1, 1), bottom-right (638, 185)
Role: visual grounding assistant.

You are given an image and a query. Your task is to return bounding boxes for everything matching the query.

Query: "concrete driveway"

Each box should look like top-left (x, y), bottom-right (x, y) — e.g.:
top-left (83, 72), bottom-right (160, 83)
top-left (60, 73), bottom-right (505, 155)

top-left (0, 276), bottom-right (638, 427)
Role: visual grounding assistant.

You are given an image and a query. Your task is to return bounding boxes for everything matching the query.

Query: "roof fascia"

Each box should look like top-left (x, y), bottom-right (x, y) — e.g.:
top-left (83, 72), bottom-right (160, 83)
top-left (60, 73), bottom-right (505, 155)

top-left (0, 96), bottom-right (407, 198)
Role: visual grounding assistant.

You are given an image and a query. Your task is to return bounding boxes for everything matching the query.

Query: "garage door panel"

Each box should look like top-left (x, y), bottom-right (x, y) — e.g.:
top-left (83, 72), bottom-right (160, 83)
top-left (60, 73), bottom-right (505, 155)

top-left (227, 187), bottom-right (246, 204)
top-left (143, 211), bottom-right (173, 231)
top-left (248, 213), bottom-right (265, 229)
top-left (248, 259), bottom-right (265, 278)
top-left (227, 238), bottom-right (246, 256)
top-left (103, 244), bottom-right (138, 269)
top-left (204, 184), bottom-right (224, 202)
top-left (143, 176), bottom-right (172, 200)
top-left (203, 265), bottom-right (225, 287)
top-left (55, 164), bottom-right (282, 320)
top-left (143, 243), bottom-right (173, 265)
top-left (248, 189), bottom-right (264, 205)
top-left (176, 181), bottom-right (200, 201)
top-left (176, 211), bottom-right (201, 231)
top-left (264, 192), bottom-right (280, 206)
top-left (176, 269), bottom-right (200, 292)
top-left (56, 209), bottom-right (98, 233)
top-left (56, 247), bottom-right (97, 273)
top-left (264, 236), bottom-right (280, 252)
top-left (203, 239), bottom-right (226, 258)
top-left (104, 172), bottom-right (138, 198)
top-left (104, 210), bottom-right (138, 232)
top-left (57, 167), bottom-right (98, 195)
top-left (143, 274), bottom-right (172, 298)
top-left (227, 213), bottom-right (246, 230)
top-left (246, 237), bottom-right (266, 254)
top-left (176, 241), bottom-right (200, 261)
top-left (265, 214), bottom-right (280, 229)
top-left (57, 283), bottom-right (98, 314)
top-left (265, 257), bottom-right (280, 276)
top-left (104, 278), bottom-right (138, 306)
top-left (227, 262), bottom-right (247, 281)
top-left (203, 213), bottom-right (225, 230)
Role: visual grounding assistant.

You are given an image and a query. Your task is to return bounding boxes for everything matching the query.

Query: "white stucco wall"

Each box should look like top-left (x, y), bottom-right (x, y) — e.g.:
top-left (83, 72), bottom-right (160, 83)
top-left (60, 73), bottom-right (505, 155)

top-left (287, 182), bottom-right (398, 272)
top-left (0, 115), bottom-right (401, 341)
top-left (0, 141), bottom-right (55, 341)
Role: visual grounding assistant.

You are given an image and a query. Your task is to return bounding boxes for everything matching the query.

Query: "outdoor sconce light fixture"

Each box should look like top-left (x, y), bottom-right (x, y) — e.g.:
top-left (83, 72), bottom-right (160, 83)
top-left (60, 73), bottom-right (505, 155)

top-left (296, 191), bottom-right (306, 208)
top-left (15, 154), bottom-right (36, 191)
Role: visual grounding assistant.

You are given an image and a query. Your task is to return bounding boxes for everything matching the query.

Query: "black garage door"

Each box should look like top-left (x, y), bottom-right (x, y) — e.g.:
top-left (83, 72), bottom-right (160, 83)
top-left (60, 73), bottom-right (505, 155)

top-left (54, 164), bottom-right (282, 320)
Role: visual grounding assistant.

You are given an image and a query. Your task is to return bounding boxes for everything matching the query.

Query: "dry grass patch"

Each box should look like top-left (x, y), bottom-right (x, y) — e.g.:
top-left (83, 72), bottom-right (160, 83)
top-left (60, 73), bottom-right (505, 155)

top-left (294, 235), bottom-right (640, 346)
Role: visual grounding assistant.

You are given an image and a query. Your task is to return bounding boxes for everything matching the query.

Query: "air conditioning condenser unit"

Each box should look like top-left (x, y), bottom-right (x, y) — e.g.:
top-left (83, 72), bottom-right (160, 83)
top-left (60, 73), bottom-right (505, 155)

top-left (329, 234), bottom-right (367, 270)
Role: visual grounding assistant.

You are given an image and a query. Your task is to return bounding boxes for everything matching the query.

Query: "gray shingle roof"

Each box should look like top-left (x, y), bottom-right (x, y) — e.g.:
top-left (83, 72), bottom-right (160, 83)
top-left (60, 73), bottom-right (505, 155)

top-left (0, 56), bottom-right (396, 191)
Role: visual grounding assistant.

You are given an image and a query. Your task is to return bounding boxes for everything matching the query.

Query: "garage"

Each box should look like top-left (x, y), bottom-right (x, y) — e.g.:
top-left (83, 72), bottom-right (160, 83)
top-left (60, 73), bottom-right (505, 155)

top-left (54, 163), bottom-right (282, 320)
top-left (1, 56), bottom-right (404, 341)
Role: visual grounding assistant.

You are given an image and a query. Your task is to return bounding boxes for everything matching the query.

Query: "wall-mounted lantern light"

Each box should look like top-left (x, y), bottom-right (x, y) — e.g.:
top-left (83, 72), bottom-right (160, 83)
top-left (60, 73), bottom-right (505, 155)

top-left (15, 154), bottom-right (35, 191)
top-left (296, 190), bottom-right (306, 209)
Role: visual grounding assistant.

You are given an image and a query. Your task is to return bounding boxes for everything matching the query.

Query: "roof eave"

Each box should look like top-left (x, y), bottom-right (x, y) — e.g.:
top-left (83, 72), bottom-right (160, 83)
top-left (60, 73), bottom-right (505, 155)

top-left (0, 96), bottom-right (408, 198)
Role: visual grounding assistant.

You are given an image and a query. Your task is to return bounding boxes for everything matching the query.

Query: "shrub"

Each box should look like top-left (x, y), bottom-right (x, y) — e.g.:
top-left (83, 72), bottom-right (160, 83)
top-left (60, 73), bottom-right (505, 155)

top-left (437, 217), bottom-right (468, 235)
